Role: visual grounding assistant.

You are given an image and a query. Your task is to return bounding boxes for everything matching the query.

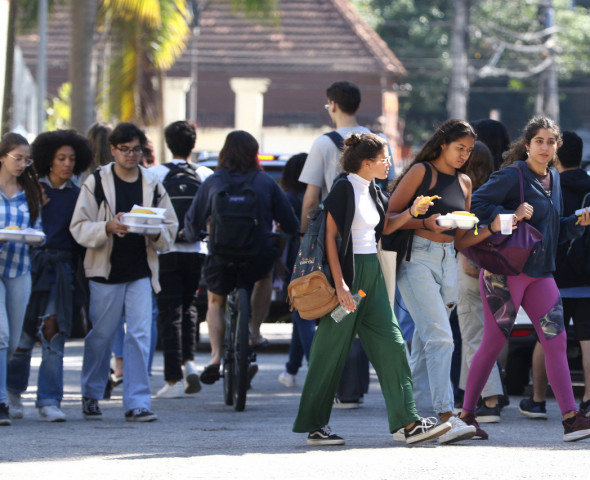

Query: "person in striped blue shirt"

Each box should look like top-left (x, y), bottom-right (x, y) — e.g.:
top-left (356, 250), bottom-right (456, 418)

top-left (0, 133), bottom-right (43, 426)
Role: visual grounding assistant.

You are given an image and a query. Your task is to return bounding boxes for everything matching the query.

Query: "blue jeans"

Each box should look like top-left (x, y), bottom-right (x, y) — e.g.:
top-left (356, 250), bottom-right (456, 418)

top-left (111, 293), bottom-right (158, 375)
top-left (397, 236), bottom-right (457, 415)
top-left (7, 327), bottom-right (66, 407)
top-left (0, 273), bottom-right (32, 404)
top-left (285, 310), bottom-right (316, 375)
top-left (81, 278), bottom-right (152, 411)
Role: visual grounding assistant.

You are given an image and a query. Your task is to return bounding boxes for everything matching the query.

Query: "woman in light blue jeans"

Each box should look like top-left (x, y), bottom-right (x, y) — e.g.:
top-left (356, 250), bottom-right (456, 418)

top-left (387, 119), bottom-right (503, 443)
top-left (0, 133), bottom-right (43, 426)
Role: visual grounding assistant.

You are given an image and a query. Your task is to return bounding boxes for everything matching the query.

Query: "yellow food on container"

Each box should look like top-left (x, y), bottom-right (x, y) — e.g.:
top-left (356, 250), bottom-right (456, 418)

top-left (130, 208), bottom-right (156, 215)
top-left (4, 226), bottom-right (21, 230)
top-left (452, 211), bottom-right (475, 216)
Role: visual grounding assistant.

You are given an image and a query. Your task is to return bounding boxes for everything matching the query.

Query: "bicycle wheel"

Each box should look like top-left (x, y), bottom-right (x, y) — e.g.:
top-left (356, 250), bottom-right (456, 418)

top-left (222, 294), bottom-right (236, 406)
top-left (232, 287), bottom-right (250, 411)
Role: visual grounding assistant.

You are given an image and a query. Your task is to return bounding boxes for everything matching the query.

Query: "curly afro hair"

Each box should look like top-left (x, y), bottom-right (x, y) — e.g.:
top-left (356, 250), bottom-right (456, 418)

top-left (31, 129), bottom-right (93, 177)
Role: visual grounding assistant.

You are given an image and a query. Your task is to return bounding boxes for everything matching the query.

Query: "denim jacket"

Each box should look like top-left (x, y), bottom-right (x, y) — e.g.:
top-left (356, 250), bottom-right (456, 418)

top-left (471, 161), bottom-right (583, 278)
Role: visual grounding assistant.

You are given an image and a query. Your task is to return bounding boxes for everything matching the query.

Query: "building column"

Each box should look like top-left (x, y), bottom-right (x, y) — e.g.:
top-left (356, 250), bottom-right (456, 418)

top-left (229, 77), bottom-right (270, 143)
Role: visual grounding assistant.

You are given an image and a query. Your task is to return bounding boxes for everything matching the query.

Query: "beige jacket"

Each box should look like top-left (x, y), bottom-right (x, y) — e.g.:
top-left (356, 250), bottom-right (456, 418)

top-left (69, 163), bottom-right (178, 293)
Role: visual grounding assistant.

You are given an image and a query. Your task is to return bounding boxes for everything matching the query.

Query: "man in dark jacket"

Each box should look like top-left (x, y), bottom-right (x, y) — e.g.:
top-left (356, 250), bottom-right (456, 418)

top-left (520, 131), bottom-right (590, 419)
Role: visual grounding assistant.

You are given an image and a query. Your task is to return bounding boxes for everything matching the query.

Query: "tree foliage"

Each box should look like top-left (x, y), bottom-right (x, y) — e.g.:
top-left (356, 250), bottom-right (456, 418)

top-left (351, 0), bottom-right (590, 143)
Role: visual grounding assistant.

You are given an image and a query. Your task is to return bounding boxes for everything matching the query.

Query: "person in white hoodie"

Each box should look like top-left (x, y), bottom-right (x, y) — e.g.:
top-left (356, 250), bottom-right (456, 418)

top-left (70, 122), bottom-right (177, 423)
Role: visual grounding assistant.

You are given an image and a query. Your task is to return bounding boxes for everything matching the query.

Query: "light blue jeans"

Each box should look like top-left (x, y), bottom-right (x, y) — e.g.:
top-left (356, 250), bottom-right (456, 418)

top-left (397, 235), bottom-right (457, 415)
top-left (81, 278), bottom-right (152, 412)
top-left (0, 273), bottom-right (32, 404)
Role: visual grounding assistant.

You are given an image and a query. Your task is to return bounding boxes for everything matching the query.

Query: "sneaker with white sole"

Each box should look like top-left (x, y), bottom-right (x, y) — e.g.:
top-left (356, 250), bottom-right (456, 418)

top-left (183, 361), bottom-right (202, 394)
top-left (155, 381), bottom-right (185, 399)
top-left (475, 403), bottom-right (501, 423)
top-left (7, 391), bottom-right (23, 419)
top-left (333, 397), bottom-right (360, 409)
top-left (518, 397), bottom-right (547, 419)
top-left (563, 411), bottom-right (590, 442)
top-left (82, 397), bottom-right (102, 421)
top-left (278, 371), bottom-right (296, 387)
top-left (39, 405), bottom-right (66, 422)
top-left (438, 415), bottom-right (476, 444)
top-left (307, 425), bottom-right (345, 445)
top-left (393, 428), bottom-right (405, 442)
top-left (125, 408), bottom-right (158, 422)
top-left (0, 403), bottom-right (11, 426)
top-left (404, 417), bottom-right (452, 445)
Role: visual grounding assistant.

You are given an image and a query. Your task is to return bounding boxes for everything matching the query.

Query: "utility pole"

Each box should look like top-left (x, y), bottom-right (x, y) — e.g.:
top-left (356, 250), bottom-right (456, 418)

top-left (447, 0), bottom-right (470, 120)
top-left (37, 0), bottom-right (48, 134)
top-left (543, 0), bottom-right (559, 122)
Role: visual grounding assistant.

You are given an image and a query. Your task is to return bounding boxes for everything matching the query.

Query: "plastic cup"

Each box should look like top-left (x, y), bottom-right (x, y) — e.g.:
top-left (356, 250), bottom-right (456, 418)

top-left (499, 214), bottom-right (513, 235)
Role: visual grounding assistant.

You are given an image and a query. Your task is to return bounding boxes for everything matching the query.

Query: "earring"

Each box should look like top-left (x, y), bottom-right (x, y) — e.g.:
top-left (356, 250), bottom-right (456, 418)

top-left (526, 150), bottom-right (529, 157)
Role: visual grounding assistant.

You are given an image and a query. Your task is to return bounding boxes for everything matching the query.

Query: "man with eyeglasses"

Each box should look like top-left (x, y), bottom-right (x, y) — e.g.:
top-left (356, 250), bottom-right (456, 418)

top-left (70, 122), bottom-right (178, 422)
top-left (297, 81), bottom-right (395, 409)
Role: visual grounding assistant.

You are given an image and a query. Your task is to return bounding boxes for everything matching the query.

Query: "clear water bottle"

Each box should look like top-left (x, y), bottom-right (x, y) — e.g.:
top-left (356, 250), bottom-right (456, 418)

top-left (331, 290), bottom-right (367, 323)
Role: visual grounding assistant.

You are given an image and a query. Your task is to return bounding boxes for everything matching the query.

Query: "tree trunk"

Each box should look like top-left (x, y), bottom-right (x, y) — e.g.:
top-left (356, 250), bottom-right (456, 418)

top-left (447, 0), bottom-right (470, 120)
top-left (70, 0), bottom-right (98, 134)
top-left (1, 0), bottom-right (17, 136)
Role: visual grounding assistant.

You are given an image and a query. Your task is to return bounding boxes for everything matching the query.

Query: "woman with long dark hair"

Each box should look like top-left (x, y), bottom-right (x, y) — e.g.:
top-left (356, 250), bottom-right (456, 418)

top-left (459, 116), bottom-right (590, 442)
top-left (386, 119), bottom-right (503, 443)
top-left (0, 133), bottom-right (43, 426)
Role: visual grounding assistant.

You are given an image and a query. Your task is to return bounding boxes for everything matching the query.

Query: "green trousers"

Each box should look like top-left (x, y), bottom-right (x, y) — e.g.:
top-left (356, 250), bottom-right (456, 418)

top-left (292, 254), bottom-right (420, 433)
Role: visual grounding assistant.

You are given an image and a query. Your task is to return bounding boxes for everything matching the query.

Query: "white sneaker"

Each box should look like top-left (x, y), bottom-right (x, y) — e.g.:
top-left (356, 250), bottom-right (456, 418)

top-left (278, 371), bottom-right (296, 388)
top-left (438, 415), bottom-right (477, 444)
top-left (183, 361), bottom-right (202, 394)
top-left (39, 405), bottom-right (66, 422)
top-left (155, 381), bottom-right (185, 399)
top-left (7, 392), bottom-right (23, 419)
top-left (392, 428), bottom-right (405, 442)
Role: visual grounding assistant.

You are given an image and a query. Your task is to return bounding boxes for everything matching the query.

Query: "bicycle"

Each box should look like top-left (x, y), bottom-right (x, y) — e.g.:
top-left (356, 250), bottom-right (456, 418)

top-left (222, 282), bottom-right (256, 412)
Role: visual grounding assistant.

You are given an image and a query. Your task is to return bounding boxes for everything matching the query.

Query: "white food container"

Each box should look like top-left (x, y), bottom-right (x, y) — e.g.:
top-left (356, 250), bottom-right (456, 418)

top-left (122, 223), bottom-right (163, 236)
top-left (436, 214), bottom-right (479, 229)
top-left (122, 205), bottom-right (166, 225)
top-left (0, 227), bottom-right (46, 243)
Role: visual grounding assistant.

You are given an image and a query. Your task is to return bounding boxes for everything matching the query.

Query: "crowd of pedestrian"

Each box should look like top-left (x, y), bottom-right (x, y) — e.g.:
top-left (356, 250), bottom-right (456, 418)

top-left (1, 79), bottom-right (590, 450)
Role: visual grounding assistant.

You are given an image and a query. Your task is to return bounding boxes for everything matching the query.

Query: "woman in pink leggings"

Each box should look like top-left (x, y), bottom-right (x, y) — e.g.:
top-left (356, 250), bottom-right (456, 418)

top-left (459, 116), bottom-right (590, 442)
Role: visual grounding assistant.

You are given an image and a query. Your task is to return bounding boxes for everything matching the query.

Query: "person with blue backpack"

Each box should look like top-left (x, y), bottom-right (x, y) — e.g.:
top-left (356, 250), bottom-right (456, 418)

top-left (150, 121), bottom-right (213, 399)
top-left (183, 130), bottom-right (299, 385)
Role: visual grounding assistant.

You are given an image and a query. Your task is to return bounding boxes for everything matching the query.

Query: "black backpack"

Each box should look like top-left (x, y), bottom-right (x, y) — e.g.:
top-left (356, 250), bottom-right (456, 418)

top-left (92, 168), bottom-right (161, 213)
top-left (209, 169), bottom-right (261, 259)
top-left (162, 162), bottom-right (201, 242)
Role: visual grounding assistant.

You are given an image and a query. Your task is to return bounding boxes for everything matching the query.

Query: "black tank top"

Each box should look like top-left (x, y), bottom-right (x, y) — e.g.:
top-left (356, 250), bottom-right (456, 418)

top-left (421, 163), bottom-right (466, 235)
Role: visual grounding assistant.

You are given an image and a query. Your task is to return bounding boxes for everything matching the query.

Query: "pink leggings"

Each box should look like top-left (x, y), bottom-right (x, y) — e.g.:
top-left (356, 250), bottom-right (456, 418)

top-left (462, 272), bottom-right (576, 416)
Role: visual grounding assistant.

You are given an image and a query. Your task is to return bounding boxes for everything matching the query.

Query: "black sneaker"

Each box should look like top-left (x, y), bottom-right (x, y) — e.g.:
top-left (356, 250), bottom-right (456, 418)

top-left (82, 397), bottom-right (102, 421)
top-left (404, 417), bottom-right (451, 445)
top-left (563, 411), bottom-right (590, 442)
top-left (579, 399), bottom-right (590, 418)
top-left (307, 425), bottom-right (345, 445)
top-left (518, 397), bottom-right (547, 419)
top-left (0, 403), bottom-right (11, 426)
top-left (475, 404), bottom-right (501, 423)
top-left (125, 408), bottom-right (158, 422)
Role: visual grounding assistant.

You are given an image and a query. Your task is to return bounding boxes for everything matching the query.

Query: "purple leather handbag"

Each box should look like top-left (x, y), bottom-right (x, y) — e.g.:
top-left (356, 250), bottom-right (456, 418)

top-left (461, 164), bottom-right (543, 276)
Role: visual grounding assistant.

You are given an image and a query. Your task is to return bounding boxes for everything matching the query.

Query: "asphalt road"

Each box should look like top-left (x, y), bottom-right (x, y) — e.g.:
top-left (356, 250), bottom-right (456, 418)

top-left (2, 323), bottom-right (589, 480)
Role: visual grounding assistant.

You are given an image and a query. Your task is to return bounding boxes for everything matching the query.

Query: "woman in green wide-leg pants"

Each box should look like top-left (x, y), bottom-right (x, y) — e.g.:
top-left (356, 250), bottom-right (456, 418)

top-left (293, 254), bottom-right (419, 434)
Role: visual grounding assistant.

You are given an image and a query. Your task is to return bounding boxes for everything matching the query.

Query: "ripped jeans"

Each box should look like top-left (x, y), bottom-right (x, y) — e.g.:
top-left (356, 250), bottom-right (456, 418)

top-left (7, 320), bottom-right (66, 408)
top-left (397, 236), bottom-right (458, 415)
top-left (463, 271), bottom-right (577, 415)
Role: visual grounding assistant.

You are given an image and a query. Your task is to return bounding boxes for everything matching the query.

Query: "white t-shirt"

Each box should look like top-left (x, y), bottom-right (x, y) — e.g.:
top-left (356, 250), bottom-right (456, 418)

top-left (150, 159), bottom-right (214, 254)
top-left (299, 126), bottom-right (392, 201)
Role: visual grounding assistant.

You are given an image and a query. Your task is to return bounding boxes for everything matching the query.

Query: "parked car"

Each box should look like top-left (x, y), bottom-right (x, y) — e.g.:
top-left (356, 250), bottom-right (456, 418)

top-left (501, 308), bottom-right (583, 395)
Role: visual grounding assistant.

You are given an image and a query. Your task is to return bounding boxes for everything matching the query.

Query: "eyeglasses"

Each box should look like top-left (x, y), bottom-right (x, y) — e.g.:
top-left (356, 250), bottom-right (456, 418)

top-left (6, 153), bottom-right (33, 167)
top-left (114, 145), bottom-right (144, 156)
